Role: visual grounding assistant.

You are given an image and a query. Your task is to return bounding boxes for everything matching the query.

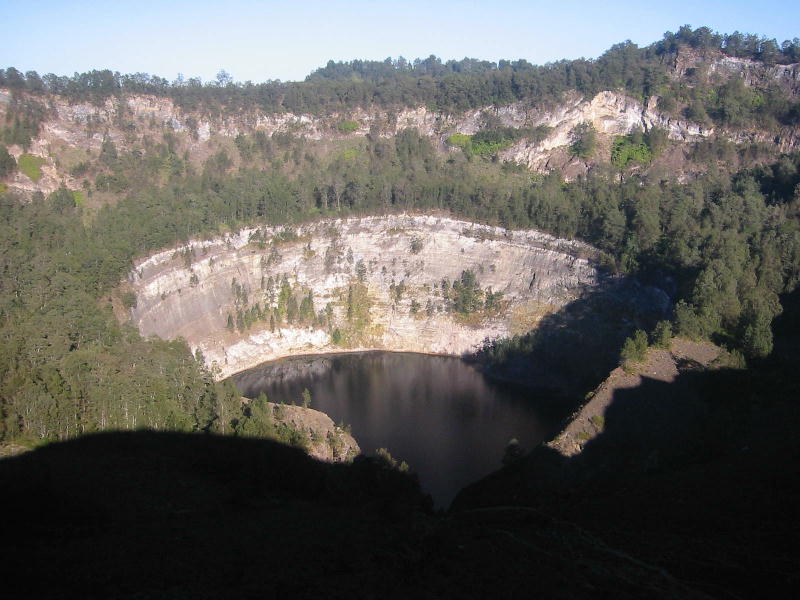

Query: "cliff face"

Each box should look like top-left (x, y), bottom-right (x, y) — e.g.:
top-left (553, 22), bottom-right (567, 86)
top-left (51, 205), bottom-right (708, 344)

top-left (6, 52), bottom-right (798, 196)
top-left (127, 215), bottom-right (598, 378)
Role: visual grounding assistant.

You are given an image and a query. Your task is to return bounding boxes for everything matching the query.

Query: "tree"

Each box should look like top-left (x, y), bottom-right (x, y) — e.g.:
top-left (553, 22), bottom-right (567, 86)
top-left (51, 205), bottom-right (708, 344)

top-left (651, 321), bottom-right (672, 349)
top-left (569, 123), bottom-right (597, 159)
top-left (620, 329), bottom-right (648, 367)
top-left (0, 145), bottom-right (16, 178)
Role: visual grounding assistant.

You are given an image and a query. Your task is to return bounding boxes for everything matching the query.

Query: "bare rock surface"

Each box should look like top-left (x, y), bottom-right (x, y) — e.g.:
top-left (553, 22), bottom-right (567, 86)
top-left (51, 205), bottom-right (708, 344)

top-left (128, 215), bottom-right (599, 378)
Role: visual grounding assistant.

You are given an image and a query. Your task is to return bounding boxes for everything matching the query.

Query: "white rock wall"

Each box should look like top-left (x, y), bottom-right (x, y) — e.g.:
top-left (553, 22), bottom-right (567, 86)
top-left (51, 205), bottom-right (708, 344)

top-left (128, 215), bottom-right (598, 378)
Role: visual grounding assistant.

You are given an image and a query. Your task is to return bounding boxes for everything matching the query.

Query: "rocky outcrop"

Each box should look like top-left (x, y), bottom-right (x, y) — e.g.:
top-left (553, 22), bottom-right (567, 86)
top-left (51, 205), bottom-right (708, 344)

top-left (262, 400), bottom-right (359, 462)
top-left (500, 91), bottom-right (712, 174)
top-left (127, 215), bottom-right (599, 378)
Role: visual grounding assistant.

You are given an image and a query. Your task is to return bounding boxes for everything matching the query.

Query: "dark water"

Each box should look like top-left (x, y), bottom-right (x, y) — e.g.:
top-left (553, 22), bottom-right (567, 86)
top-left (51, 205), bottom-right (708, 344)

top-left (231, 352), bottom-right (562, 507)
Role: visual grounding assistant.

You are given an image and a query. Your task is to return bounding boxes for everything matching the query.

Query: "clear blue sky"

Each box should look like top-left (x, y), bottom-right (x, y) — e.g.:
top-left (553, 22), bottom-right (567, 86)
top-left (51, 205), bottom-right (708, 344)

top-left (2, 0), bottom-right (798, 83)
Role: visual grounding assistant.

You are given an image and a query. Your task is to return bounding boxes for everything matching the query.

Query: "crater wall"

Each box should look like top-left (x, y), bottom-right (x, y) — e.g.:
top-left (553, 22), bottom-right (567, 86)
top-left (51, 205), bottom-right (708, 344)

top-left (128, 215), bottom-right (599, 378)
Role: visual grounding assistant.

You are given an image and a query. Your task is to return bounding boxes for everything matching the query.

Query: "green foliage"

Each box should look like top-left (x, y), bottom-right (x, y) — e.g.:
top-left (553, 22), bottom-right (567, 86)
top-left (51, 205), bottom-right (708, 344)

top-left (121, 291), bottom-right (138, 309)
top-left (651, 321), bottom-right (673, 349)
top-left (337, 120), bottom-right (359, 133)
top-left (18, 153), bottom-right (46, 182)
top-left (590, 415), bottom-right (605, 431)
top-left (620, 329), bottom-right (649, 366)
top-left (447, 127), bottom-right (545, 157)
top-left (611, 135), bottom-right (652, 169)
top-left (0, 145), bottom-right (16, 178)
top-left (0, 75), bottom-right (798, 446)
top-left (451, 269), bottom-right (483, 314)
top-left (446, 133), bottom-right (471, 150)
top-left (569, 123), bottom-right (596, 159)
top-left (374, 447), bottom-right (410, 473)
top-left (1, 94), bottom-right (47, 148)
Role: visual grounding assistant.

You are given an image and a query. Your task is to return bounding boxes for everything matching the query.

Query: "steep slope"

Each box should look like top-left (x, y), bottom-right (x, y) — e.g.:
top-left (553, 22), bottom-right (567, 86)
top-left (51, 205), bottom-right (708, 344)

top-left (127, 215), bottom-right (598, 378)
top-left (2, 48), bottom-right (798, 197)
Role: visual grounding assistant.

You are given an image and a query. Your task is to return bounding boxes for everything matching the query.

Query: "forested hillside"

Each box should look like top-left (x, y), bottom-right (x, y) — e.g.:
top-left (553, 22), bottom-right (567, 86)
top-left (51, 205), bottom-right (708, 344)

top-left (2, 26), bottom-right (798, 117)
top-left (1, 26), bottom-right (799, 445)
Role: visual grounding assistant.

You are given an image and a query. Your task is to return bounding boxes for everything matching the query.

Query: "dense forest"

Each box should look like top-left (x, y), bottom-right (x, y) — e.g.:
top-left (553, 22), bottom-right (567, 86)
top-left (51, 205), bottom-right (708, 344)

top-left (1, 26), bottom-right (800, 445)
top-left (2, 127), bottom-right (799, 442)
top-left (1, 26), bottom-right (799, 122)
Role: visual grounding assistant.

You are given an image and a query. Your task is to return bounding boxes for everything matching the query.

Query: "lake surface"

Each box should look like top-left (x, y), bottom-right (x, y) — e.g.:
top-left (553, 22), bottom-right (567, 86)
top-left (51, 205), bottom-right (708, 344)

top-left (231, 352), bottom-right (562, 507)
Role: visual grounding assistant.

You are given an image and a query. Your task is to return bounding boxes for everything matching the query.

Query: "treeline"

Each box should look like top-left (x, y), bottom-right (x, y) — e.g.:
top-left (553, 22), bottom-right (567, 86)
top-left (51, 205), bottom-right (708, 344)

top-left (1, 26), bottom-right (798, 118)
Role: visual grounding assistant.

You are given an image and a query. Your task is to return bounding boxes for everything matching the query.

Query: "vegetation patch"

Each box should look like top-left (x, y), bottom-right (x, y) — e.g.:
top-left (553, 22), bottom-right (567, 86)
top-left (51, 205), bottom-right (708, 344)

top-left (337, 120), bottom-right (359, 133)
top-left (620, 329), bottom-right (649, 371)
top-left (611, 136), bottom-right (652, 168)
top-left (589, 415), bottom-right (605, 431)
top-left (18, 154), bottom-right (46, 182)
top-left (447, 126), bottom-right (551, 157)
top-left (569, 123), bottom-right (597, 159)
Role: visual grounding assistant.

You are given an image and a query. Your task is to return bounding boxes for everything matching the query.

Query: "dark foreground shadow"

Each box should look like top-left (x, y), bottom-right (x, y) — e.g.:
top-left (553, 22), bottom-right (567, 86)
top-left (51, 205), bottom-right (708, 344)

top-left (454, 291), bottom-right (800, 599)
top-left (4, 291), bottom-right (798, 599)
top-left (2, 430), bottom-right (706, 599)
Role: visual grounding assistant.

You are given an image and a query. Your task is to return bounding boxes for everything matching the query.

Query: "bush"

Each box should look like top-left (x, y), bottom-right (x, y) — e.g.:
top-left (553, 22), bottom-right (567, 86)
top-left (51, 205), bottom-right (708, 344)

top-left (651, 321), bottom-right (673, 349)
top-left (121, 291), bottom-right (138, 309)
top-left (611, 135), bottom-right (653, 168)
top-left (620, 329), bottom-right (648, 366)
top-left (446, 133), bottom-right (471, 150)
top-left (0, 145), bottom-right (16, 178)
top-left (18, 153), bottom-right (45, 182)
top-left (337, 120), bottom-right (359, 133)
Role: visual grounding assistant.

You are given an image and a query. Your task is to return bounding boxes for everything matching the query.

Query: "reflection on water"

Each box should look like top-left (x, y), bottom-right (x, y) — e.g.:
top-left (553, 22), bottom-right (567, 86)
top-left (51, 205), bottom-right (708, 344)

top-left (231, 352), bottom-right (561, 507)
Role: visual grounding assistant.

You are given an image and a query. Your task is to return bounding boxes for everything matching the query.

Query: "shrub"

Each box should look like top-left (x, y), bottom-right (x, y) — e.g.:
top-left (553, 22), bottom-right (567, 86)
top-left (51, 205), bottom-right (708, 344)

top-left (589, 415), bottom-right (605, 431)
top-left (337, 120), bottom-right (359, 133)
top-left (121, 291), bottom-right (138, 309)
top-left (0, 145), bottom-right (16, 178)
top-left (18, 153), bottom-right (46, 182)
top-left (611, 135), bottom-right (653, 168)
top-left (446, 133), bottom-right (471, 150)
top-left (620, 329), bottom-right (648, 366)
top-left (651, 321), bottom-right (673, 349)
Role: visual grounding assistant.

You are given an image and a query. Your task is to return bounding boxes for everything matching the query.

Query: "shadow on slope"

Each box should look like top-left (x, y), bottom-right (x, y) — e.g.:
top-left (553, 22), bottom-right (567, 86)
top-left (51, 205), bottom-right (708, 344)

top-left (476, 275), bottom-right (671, 397)
top-left (1, 430), bottom-right (704, 599)
top-left (455, 352), bottom-right (800, 598)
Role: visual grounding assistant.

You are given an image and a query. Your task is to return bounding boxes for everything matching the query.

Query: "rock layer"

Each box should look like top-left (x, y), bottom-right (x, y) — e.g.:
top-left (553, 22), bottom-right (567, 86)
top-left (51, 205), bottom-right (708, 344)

top-left (128, 215), bottom-right (599, 378)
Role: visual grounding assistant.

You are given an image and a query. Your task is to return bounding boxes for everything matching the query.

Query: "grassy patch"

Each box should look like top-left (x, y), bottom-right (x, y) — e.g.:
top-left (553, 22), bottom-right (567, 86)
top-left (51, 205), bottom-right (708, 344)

top-left (339, 148), bottom-right (360, 161)
top-left (337, 120), bottom-right (359, 133)
top-left (589, 415), bottom-right (605, 431)
top-left (72, 190), bottom-right (85, 207)
top-left (18, 154), bottom-right (46, 182)
top-left (446, 133), bottom-right (472, 149)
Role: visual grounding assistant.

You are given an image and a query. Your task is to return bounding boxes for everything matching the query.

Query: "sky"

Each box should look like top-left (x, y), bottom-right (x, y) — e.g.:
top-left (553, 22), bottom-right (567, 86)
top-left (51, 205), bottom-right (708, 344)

top-left (2, 0), bottom-right (799, 83)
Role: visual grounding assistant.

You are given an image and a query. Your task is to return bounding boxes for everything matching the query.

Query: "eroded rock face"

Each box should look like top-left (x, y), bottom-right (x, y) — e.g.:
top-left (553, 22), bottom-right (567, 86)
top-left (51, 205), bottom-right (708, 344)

top-left (500, 91), bottom-right (712, 174)
top-left (7, 72), bottom-right (791, 195)
top-left (128, 215), bottom-right (599, 378)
